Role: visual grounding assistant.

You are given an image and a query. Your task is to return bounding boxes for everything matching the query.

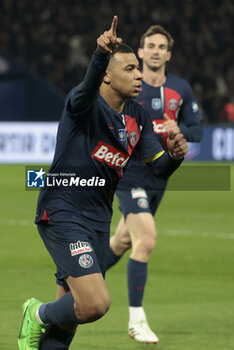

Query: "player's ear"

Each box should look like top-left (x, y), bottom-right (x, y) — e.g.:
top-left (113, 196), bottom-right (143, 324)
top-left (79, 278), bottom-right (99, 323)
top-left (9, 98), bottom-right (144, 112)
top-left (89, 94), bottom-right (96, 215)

top-left (166, 51), bottom-right (172, 62)
top-left (138, 48), bottom-right (143, 59)
top-left (103, 71), bottom-right (111, 84)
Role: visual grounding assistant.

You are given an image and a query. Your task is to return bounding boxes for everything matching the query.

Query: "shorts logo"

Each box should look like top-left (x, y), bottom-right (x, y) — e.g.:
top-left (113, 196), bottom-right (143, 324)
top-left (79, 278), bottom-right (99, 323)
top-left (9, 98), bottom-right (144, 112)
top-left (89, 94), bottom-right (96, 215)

top-left (70, 241), bottom-right (92, 256)
top-left (137, 198), bottom-right (149, 209)
top-left (168, 99), bottom-right (178, 111)
top-left (79, 254), bottom-right (93, 268)
top-left (92, 142), bottom-right (129, 169)
top-left (129, 131), bottom-right (137, 146)
top-left (152, 98), bottom-right (161, 111)
top-left (131, 188), bottom-right (147, 199)
top-left (27, 168), bottom-right (45, 187)
top-left (118, 129), bottom-right (127, 143)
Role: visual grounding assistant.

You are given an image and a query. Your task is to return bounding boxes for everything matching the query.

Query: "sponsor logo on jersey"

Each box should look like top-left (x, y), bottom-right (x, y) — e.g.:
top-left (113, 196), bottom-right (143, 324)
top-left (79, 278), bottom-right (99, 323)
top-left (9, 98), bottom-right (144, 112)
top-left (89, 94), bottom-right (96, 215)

top-left (27, 168), bottom-right (45, 188)
top-left (137, 198), bottom-right (149, 209)
top-left (70, 241), bottom-right (93, 256)
top-left (79, 254), bottom-right (94, 268)
top-left (118, 129), bottom-right (127, 143)
top-left (129, 131), bottom-right (137, 146)
top-left (151, 98), bottom-right (161, 111)
top-left (131, 188), bottom-right (147, 199)
top-left (92, 142), bottom-right (130, 169)
top-left (191, 102), bottom-right (199, 113)
top-left (168, 99), bottom-right (178, 111)
top-left (152, 119), bottom-right (166, 134)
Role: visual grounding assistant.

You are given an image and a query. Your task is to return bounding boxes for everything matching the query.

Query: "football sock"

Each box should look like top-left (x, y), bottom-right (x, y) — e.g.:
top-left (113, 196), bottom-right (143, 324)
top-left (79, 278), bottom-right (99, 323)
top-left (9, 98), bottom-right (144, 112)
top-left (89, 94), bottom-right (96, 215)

top-left (38, 293), bottom-right (80, 325)
top-left (106, 247), bottom-right (123, 269)
top-left (39, 324), bottom-right (75, 350)
top-left (127, 258), bottom-right (147, 307)
top-left (129, 306), bottom-right (146, 324)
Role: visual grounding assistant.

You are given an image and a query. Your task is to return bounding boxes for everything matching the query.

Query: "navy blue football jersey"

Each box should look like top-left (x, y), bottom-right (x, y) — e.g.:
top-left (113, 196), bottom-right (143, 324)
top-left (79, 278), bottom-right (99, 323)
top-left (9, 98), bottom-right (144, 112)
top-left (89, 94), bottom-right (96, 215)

top-left (117, 75), bottom-right (202, 191)
top-left (35, 50), bottom-right (181, 231)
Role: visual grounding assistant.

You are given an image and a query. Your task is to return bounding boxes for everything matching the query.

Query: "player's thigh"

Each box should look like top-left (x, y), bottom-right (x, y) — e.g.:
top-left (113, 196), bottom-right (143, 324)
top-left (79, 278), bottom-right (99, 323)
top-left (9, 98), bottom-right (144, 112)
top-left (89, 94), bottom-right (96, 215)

top-left (126, 212), bottom-right (157, 245)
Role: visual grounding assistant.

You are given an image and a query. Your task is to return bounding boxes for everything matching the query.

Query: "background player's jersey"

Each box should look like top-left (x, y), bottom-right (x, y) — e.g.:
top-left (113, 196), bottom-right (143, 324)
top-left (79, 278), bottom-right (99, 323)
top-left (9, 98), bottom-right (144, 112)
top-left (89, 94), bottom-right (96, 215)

top-left (117, 73), bottom-right (202, 191)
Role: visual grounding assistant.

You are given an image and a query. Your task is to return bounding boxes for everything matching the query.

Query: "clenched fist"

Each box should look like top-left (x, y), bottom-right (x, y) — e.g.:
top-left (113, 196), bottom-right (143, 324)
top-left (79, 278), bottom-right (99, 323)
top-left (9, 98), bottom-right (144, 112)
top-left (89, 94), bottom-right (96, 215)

top-left (166, 131), bottom-right (188, 159)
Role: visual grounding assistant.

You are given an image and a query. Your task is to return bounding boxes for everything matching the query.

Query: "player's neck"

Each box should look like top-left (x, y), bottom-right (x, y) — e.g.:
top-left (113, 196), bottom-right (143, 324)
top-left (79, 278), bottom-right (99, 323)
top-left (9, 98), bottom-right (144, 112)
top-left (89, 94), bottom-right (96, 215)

top-left (100, 86), bottom-right (125, 114)
top-left (143, 66), bottom-right (166, 87)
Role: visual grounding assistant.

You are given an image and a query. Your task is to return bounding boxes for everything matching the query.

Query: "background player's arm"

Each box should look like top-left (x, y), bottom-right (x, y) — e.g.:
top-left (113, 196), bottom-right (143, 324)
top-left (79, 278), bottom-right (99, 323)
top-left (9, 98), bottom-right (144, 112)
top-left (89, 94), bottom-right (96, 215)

top-left (68, 16), bottom-right (122, 113)
top-left (177, 82), bottom-right (203, 142)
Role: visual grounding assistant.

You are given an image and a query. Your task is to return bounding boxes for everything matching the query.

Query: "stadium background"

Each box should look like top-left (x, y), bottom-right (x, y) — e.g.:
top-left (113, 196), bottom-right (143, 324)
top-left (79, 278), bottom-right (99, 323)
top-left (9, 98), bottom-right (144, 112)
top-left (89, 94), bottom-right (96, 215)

top-left (0, 1), bottom-right (233, 349)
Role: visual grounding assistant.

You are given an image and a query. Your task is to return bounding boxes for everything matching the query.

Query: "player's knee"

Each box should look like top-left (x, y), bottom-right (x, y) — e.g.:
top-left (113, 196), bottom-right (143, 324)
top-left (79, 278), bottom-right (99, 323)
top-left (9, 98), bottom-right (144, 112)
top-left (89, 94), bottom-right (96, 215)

top-left (74, 295), bottom-right (111, 323)
top-left (138, 233), bottom-right (156, 254)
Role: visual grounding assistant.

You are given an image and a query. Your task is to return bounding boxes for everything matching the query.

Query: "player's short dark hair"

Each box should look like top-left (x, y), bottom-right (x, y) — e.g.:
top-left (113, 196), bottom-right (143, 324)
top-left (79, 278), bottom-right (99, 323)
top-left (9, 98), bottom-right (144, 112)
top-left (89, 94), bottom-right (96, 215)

top-left (111, 43), bottom-right (135, 58)
top-left (139, 25), bottom-right (174, 51)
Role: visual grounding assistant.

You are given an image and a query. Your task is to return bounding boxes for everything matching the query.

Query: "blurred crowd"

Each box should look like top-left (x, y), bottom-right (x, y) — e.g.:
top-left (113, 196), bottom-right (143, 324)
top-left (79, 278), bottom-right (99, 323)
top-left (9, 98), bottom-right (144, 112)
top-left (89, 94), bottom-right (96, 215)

top-left (0, 0), bottom-right (233, 122)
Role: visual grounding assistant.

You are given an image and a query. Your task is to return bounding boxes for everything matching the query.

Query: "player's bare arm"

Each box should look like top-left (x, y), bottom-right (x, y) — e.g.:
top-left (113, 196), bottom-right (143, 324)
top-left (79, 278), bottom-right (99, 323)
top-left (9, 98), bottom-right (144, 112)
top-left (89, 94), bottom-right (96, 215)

top-left (97, 15), bottom-right (122, 54)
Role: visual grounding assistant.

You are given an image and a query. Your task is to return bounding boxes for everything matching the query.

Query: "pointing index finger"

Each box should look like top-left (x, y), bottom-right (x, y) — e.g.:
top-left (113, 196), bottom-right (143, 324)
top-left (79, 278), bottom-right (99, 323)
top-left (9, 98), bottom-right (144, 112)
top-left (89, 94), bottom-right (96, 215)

top-left (110, 15), bottom-right (118, 36)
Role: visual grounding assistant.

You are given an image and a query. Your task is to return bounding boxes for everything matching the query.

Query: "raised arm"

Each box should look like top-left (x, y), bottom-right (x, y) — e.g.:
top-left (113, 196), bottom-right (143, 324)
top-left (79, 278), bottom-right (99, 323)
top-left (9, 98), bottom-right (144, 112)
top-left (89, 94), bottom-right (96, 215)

top-left (68, 16), bottom-right (122, 113)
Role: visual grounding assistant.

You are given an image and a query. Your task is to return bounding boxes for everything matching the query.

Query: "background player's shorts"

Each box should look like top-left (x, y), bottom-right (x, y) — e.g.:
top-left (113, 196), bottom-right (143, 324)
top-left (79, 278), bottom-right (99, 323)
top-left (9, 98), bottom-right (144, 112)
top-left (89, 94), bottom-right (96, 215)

top-left (116, 187), bottom-right (165, 218)
top-left (37, 221), bottom-right (109, 289)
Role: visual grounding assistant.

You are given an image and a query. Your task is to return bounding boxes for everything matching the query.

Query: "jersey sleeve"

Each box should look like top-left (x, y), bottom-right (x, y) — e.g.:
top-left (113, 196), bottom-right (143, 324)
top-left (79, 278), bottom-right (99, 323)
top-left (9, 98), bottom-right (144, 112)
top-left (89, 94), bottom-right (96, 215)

top-left (178, 81), bottom-right (203, 142)
top-left (66, 48), bottom-right (110, 116)
top-left (143, 152), bottom-right (183, 180)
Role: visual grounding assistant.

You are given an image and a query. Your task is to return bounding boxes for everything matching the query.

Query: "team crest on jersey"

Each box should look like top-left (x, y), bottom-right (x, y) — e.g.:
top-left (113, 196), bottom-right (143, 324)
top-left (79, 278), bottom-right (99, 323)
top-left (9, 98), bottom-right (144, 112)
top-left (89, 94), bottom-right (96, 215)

top-left (79, 254), bottom-right (93, 268)
top-left (118, 129), bottom-right (127, 143)
top-left (137, 198), bottom-right (149, 209)
top-left (129, 131), bottom-right (137, 146)
top-left (168, 99), bottom-right (178, 110)
top-left (151, 98), bottom-right (161, 111)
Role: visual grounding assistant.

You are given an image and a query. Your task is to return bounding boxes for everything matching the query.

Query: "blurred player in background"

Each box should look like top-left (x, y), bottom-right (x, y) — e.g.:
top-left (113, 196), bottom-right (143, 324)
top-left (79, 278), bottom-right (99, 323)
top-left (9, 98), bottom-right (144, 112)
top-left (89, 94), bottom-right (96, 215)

top-left (106, 24), bottom-right (203, 344)
top-left (18, 17), bottom-right (188, 350)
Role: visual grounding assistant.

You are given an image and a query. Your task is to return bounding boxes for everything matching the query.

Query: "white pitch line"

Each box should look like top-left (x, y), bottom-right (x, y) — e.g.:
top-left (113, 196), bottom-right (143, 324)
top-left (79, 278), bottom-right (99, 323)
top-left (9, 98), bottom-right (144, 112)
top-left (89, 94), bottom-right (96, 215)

top-left (161, 229), bottom-right (234, 240)
top-left (1, 220), bottom-right (234, 240)
top-left (0, 219), bottom-right (34, 227)
top-left (110, 225), bottom-right (234, 240)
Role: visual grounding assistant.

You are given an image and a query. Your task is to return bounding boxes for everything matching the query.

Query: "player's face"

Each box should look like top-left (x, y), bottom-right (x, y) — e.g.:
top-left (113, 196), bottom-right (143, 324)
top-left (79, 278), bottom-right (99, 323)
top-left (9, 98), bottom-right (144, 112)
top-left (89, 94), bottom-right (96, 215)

top-left (107, 53), bottom-right (143, 98)
top-left (138, 34), bottom-right (171, 71)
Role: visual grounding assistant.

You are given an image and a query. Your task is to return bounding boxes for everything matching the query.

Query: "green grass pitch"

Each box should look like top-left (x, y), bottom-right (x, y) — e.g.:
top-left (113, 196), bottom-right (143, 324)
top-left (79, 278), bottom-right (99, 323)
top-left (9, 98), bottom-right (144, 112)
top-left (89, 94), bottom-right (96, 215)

top-left (0, 163), bottom-right (233, 350)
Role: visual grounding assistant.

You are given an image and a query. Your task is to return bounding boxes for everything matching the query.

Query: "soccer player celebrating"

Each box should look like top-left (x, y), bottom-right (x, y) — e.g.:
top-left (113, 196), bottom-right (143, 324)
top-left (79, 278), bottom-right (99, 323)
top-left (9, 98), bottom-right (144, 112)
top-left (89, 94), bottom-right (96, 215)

top-left (18, 17), bottom-right (188, 350)
top-left (107, 25), bottom-right (203, 344)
